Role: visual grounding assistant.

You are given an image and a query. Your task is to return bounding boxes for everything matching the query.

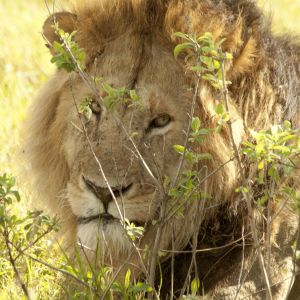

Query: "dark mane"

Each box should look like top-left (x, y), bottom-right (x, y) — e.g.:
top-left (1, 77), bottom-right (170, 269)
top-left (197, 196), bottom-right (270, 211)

top-left (66, 0), bottom-right (300, 127)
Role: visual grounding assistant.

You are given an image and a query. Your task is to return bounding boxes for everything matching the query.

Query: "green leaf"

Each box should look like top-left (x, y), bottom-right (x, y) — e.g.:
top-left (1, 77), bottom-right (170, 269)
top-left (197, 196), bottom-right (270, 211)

top-left (272, 145), bottom-right (291, 153)
top-left (101, 83), bottom-right (115, 95)
top-left (198, 32), bottom-right (213, 41)
top-left (235, 186), bottom-right (249, 193)
top-left (258, 160), bottom-right (264, 170)
top-left (201, 56), bottom-right (212, 66)
top-left (124, 269), bottom-right (131, 290)
top-left (197, 128), bottom-right (211, 135)
top-left (189, 65), bottom-right (203, 72)
top-left (173, 145), bottom-right (185, 154)
top-left (243, 141), bottom-right (255, 148)
top-left (10, 190), bottom-right (20, 202)
top-left (201, 46), bottom-right (212, 53)
top-left (284, 120), bottom-right (292, 130)
top-left (173, 32), bottom-right (189, 40)
top-left (191, 278), bottom-right (200, 296)
top-left (225, 52), bottom-right (233, 60)
top-left (213, 59), bottom-right (221, 69)
top-left (191, 117), bottom-right (201, 132)
top-left (202, 73), bottom-right (217, 82)
top-left (215, 103), bottom-right (224, 115)
top-left (257, 170), bottom-right (265, 184)
top-left (129, 89), bottom-right (139, 101)
top-left (196, 153), bottom-right (213, 160)
top-left (174, 42), bottom-right (193, 58)
top-left (268, 165), bottom-right (279, 182)
top-left (256, 195), bottom-right (268, 207)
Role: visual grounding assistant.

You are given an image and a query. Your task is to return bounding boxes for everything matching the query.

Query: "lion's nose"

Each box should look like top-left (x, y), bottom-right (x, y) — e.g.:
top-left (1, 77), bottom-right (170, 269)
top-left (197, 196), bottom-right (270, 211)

top-left (82, 176), bottom-right (133, 210)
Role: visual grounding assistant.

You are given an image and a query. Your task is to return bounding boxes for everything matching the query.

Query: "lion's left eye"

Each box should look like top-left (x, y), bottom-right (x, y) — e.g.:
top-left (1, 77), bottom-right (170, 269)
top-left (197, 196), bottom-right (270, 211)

top-left (90, 100), bottom-right (101, 114)
top-left (150, 114), bottom-right (171, 129)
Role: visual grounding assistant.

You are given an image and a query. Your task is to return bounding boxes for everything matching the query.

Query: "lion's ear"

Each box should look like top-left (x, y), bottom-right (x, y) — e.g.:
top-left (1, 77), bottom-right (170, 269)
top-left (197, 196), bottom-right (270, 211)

top-left (43, 12), bottom-right (77, 55)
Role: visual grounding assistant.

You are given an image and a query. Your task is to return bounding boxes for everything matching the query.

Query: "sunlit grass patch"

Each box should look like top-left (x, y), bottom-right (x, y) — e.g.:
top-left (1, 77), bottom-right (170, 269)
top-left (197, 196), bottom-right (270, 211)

top-left (259, 0), bottom-right (300, 34)
top-left (0, 0), bottom-right (54, 172)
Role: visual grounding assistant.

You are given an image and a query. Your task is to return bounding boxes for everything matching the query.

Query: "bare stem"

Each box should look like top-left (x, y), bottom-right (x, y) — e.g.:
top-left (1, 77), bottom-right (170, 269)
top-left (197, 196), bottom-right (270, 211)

top-left (172, 76), bottom-right (200, 188)
top-left (220, 60), bottom-right (273, 299)
top-left (3, 232), bottom-right (32, 300)
top-left (148, 192), bottom-right (168, 299)
top-left (2, 202), bottom-right (31, 300)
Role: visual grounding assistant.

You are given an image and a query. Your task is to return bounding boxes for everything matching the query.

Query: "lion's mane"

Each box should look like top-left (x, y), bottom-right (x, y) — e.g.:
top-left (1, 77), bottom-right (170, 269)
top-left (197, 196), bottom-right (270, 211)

top-left (24, 0), bottom-right (300, 298)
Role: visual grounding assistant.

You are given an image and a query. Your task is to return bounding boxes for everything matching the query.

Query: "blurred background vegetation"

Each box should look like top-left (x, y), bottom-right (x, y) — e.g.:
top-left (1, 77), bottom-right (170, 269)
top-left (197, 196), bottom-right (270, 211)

top-left (0, 0), bottom-right (299, 298)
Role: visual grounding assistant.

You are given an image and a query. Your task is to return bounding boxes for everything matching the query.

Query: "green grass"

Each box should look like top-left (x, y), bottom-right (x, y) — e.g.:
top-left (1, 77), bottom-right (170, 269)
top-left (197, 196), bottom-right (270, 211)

top-left (0, 1), bottom-right (61, 299)
top-left (259, 0), bottom-right (300, 34)
top-left (0, 0), bottom-right (299, 299)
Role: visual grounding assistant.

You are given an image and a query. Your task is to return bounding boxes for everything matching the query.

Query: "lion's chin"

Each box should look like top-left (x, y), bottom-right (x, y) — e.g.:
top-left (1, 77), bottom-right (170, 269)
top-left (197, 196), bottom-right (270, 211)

top-left (77, 219), bottom-right (134, 264)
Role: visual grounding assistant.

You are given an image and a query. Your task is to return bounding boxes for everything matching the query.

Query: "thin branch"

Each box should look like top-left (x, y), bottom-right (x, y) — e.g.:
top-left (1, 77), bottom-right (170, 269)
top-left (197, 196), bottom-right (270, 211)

top-left (170, 230), bottom-right (175, 300)
top-left (220, 60), bottom-right (273, 300)
top-left (148, 189), bottom-right (168, 299)
top-left (240, 270), bottom-right (300, 300)
top-left (14, 225), bottom-right (57, 261)
top-left (172, 76), bottom-right (200, 188)
top-left (3, 232), bottom-right (31, 300)
top-left (23, 252), bottom-right (93, 290)
top-left (2, 204), bottom-right (32, 300)
top-left (234, 222), bottom-right (246, 300)
top-left (55, 30), bottom-right (157, 184)
top-left (164, 156), bottom-right (236, 223)
top-left (157, 233), bottom-right (251, 254)
top-left (69, 87), bottom-right (149, 276)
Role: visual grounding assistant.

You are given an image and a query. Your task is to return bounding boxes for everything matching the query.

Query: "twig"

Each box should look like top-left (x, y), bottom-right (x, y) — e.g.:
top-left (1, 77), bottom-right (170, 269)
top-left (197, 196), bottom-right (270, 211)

top-left (148, 189), bottom-right (168, 300)
top-left (14, 225), bottom-right (57, 261)
top-left (172, 76), bottom-right (200, 188)
top-left (69, 87), bottom-right (125, 223)
top-left (23, 252), bottom-right (93, 290)
top-left (179, 166), bottom-right (208, 298)
top-left (170, 231), bottom-right (175, 300)
top-left (203, 246), bottom-right (241, 283)
top-left (164, 156), bottom-right (236, 223)
top-left (220, 60), bottom-right (273, 299)
top-left (55, 29), bottom-right (157, 184)
top-left (220, 62), bottom-right (242, 172)
top-left (243, 189), bottom-right (273, 299)
top-left (266, 180), bottom-right (275, 286)
top-left (69, 87), bottom-right (148, 276)
top-left (2, 204), bottom-right (32, 300)
top-left (286, 215), bottom-right (300, 297)
top-left (150, 233), bottom-right (251, 254)
top-left (234, 222), bottom-right (246, 300)
top-left (240, 270), bottom-right (300, 300)
top-left (234, 250), bottom-right (259, 298)
top-left (3, 232), bottom-right (31, 300)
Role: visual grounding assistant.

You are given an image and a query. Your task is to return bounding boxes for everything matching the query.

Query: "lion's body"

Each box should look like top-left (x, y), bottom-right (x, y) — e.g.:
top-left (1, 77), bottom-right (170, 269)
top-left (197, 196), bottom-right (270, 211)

top-left (24, 0), bottom-right (300, 299)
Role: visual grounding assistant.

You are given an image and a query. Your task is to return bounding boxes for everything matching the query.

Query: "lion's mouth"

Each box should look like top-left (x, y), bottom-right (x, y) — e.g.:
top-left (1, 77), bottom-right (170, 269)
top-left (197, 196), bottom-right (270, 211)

top-left (77, 213), bottom-right (117, 224)
top-left (77, 213), bottom-right (145, 227)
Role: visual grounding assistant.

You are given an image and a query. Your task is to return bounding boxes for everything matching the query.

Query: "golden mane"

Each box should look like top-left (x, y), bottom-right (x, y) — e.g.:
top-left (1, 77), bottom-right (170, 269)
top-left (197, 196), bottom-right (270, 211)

top-left (24, 0), bottom-right (300, 298)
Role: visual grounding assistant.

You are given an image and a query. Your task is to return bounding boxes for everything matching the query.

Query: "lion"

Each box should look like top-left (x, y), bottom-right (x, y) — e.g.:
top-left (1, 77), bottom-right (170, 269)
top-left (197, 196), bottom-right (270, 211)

top-left (24, 0), bottom-right (300, 299)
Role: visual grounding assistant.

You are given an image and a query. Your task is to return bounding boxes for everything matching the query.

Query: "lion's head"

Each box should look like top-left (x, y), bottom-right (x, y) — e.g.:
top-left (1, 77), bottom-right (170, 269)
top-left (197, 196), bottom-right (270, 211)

top-left (24, 0), bottom-right (299, 289)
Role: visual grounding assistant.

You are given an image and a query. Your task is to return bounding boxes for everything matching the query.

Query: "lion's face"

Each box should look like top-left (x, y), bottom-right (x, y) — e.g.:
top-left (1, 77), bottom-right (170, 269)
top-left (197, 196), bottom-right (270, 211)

top-left (26, 0), bottom-right (251, 272)
top-left (57, 44), bottom-right (194, 264)
top-left (24, 1), bottom-right (300, 297)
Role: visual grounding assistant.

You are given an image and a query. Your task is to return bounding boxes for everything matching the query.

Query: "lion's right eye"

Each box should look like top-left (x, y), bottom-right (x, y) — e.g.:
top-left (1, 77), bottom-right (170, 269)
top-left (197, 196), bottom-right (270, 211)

top-left (149, 114), bottom-right (171, 129)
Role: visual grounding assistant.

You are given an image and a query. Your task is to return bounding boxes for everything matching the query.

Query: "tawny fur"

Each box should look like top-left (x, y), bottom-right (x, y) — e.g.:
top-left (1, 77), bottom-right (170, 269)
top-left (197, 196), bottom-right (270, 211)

top-left (24, 0), bottom-right (300, 299)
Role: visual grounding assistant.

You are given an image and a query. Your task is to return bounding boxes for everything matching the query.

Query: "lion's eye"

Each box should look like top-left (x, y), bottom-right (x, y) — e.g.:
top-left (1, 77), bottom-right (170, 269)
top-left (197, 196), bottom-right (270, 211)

top-left (150, 114), bottom-right (171, 129)
top-left (90, 100), bottom-right (101, 114)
